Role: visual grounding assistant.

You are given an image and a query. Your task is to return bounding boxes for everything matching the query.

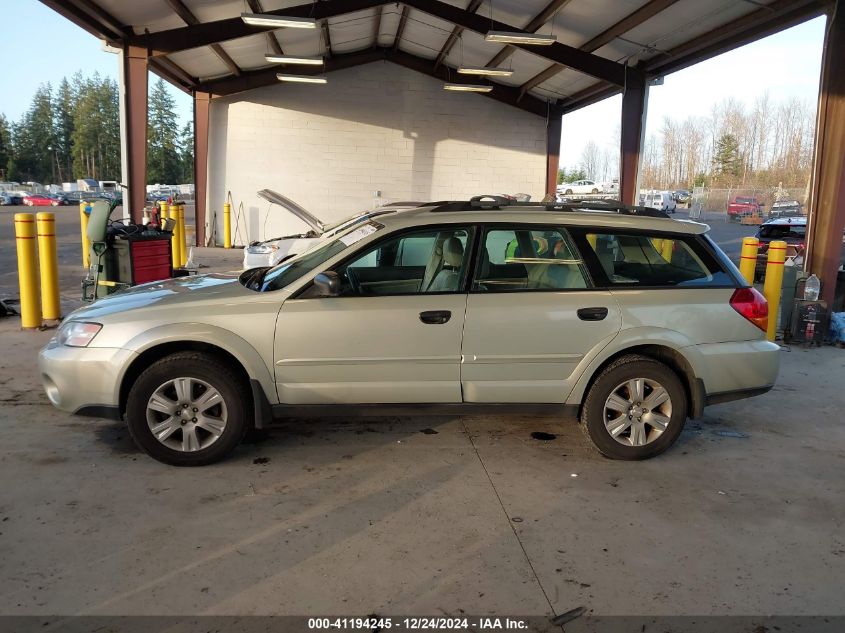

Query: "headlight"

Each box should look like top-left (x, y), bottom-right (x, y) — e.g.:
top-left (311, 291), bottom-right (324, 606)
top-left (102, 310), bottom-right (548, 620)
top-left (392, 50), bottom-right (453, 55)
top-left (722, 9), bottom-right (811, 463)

top-left (56, 321), bottom-right (102, 347)
top-left (247, 244), bottom-right (279, 255)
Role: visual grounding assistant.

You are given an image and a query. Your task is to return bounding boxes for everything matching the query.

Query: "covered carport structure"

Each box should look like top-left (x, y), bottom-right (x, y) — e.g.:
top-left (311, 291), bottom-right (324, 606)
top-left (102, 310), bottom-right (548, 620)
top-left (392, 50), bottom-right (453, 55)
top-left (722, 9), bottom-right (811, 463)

top-left (40, 0), bottom-right (845, 303)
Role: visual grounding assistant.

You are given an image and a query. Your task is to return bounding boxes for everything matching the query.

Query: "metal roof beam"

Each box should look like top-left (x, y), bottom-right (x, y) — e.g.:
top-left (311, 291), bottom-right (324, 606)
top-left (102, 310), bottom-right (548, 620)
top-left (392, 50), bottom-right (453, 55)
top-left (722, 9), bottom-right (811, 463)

top-left (135, 0), bottom-right (387, 55)
top-left (402, 0), bottom-right (627, 85)
top-left (163, 0), bottom-right (242, 76)
top-left (518, 0), bottom-right (681, 99)
top-left (246, 0), bottom-right (284, 55)
top-left (393, 5), bottom-right (410, 50)
top-left (195, 47), bottom-right (556, 118)
top-left (322, 20), bottom-right (334, 56)
top-left (433, 0), bottom-right (484, 69)
top-left (485, 0), bottom-right (575, 68)
top-left (372, 5), bottom-right (383, 47)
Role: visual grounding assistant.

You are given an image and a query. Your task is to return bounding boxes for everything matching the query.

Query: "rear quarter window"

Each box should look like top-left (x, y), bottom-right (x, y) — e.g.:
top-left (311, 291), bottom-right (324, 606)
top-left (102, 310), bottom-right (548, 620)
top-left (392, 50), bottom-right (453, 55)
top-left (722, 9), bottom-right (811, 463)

top-left (576, 230), bottom-right (736, 288)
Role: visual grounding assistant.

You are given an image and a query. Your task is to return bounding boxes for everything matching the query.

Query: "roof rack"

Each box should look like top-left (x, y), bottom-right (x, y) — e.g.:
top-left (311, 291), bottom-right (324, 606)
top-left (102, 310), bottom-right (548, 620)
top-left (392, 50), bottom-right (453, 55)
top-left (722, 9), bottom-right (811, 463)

top-left (428, 196), bottom-right (671, 218)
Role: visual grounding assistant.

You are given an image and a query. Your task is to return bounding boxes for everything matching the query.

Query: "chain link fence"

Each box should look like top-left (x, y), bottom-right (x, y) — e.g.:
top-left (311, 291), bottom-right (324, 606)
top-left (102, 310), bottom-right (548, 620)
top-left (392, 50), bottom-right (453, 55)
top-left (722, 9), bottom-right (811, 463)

top-left (689, 186), bottom-right (808, 222)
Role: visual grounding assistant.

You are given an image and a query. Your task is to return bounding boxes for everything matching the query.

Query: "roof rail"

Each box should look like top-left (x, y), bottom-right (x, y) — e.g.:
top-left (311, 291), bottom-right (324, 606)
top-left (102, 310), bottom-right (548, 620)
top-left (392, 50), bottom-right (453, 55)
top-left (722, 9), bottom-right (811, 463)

top-left (545, 198), bottom-right (671, 218)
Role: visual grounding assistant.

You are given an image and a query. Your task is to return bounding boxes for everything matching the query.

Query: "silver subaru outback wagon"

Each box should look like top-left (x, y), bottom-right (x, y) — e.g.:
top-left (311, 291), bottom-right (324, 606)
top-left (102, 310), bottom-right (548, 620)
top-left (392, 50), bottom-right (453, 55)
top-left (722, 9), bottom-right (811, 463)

top-left (40, 198), bottom-right (779, 465)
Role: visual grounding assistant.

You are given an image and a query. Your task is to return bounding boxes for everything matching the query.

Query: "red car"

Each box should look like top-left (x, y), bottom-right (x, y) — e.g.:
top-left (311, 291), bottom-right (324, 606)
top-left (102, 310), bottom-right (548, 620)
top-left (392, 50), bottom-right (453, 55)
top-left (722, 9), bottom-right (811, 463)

top-left (727, 195), bottom-right (762, 221)
top-left (23, 194), bottom-right (67, 207)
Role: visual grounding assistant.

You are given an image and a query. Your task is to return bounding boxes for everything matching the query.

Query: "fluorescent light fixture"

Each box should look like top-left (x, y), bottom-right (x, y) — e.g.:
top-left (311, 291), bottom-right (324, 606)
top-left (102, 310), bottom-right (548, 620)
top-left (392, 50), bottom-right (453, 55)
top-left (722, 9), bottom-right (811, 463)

top-left (277, 73), bottom-right (328, 84)
top-left (457, 66), bottom-right (514, 77)
top-left (484, 31), bottom-right (557, 45)
top-left (443, 83), bottom-right (493, 93)
top-left (265, 54), bottom-right (324, 65)
top-left (241, 12), bottom-right (317, 29)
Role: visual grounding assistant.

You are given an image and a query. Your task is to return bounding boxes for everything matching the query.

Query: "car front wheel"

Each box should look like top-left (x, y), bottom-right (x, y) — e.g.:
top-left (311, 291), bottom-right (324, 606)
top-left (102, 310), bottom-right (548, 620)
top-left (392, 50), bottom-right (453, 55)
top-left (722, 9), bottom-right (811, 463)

top-left (580, 354), bottom-right (687, 460)
top-left (125, 352), bottom-right (248, 466)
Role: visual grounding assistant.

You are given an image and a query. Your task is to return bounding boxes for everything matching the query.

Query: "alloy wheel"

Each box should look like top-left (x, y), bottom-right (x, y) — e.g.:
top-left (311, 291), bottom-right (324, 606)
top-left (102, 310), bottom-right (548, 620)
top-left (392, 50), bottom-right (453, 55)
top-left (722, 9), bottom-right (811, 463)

top-left (145, 377), bottom-right (228, 452)
top-left (603, 378), bottom-right (672, 446)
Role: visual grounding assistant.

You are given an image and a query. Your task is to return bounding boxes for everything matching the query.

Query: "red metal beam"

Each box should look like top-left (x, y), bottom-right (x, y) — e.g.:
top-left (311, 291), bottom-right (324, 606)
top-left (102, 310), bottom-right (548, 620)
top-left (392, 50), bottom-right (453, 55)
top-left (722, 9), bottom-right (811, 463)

top-left (122, 45), bottom-right (149, 224)
top-left (546, 112), bottom-right (562, 197)
top-left (618, 67), bottom-right (647, 206)
top-left (806, 3), bottom-right (845, 306)
top-left (163, 0), bottom-right (242, 76)
top-left (193, 91), bottom-right (211, 247)
top-left (135, 0), bottom-right (387, 55)
top-left (485, 0), bottom-right (576, 68)
top-left (518, 0), bottom-right (681, 99)
top-left (433, 0), bottom-right (484, 69)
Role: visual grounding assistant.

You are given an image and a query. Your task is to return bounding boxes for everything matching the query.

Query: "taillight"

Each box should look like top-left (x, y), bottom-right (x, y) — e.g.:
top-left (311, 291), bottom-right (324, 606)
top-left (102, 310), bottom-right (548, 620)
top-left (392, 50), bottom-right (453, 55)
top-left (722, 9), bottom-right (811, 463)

top-left (730, 287), bottom-right (768, 332)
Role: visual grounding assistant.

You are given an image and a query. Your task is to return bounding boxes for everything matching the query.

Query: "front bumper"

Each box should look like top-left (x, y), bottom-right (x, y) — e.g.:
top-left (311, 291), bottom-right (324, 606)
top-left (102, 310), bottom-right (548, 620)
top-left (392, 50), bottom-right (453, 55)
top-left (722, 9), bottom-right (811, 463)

top-left (38, 340), bottom-right (136, 417)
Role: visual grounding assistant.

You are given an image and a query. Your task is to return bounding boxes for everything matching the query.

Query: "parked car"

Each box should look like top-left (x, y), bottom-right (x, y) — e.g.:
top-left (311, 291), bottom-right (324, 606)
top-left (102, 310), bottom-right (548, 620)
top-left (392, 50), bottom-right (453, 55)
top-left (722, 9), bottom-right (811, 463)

top-left (244, 190), bottom-right (423, 268)
top-left (0, 191), bottom-right (23, 205)
top-left (753, 216), bottom-right (807, 281)
top-left (673, 190), bottom-right (691, 204)
top-left (23, 193), bottom-right (68, 206)
top-left (642, 191), bottom-right (677, 213)
top-left (557, 179), bottom-right (601, 195)
top-left (40, 197), bottom-right (780, 466)
top-left (768, 199), bottom-right (803, 218)
top-left (727, 195), bottom-right (762, 221)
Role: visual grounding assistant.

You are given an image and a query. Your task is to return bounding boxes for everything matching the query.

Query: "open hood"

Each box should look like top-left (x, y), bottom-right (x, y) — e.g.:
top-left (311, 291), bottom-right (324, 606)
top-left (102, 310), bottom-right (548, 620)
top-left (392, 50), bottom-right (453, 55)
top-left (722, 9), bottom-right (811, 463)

top-left (257, 189), bottom-right (326, 235)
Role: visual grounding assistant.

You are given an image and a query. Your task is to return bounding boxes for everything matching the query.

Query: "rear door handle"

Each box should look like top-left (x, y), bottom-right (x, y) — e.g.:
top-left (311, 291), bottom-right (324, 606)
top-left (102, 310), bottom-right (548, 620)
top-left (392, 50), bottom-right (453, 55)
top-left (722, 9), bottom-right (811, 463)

top-left (577, 307), bottom-right (609, 321)
top-left (419, 310), bottom-right (452, 325)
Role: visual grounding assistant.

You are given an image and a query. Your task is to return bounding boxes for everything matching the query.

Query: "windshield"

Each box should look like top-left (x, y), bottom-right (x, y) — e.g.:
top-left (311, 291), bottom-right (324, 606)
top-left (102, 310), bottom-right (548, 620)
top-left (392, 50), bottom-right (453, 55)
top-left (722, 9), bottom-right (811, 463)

top-left (257, 222), bottom-right (383, 292)
top-left (760, 223), bottom-right (806, 240)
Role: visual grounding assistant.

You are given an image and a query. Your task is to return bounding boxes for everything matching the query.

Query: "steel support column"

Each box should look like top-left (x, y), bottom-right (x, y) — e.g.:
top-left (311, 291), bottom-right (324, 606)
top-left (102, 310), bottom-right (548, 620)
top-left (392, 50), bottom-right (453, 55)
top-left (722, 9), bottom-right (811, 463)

top-left (806, 2), bottom-right (845, 305)
top-left (618, 67), bottom-right (648, 205)
top-left (193, 91), bottom-right (211, 247)
top-left (546, 112), bottom-right (562, 197)
top-left (120, 44), bottom-right (148, 223)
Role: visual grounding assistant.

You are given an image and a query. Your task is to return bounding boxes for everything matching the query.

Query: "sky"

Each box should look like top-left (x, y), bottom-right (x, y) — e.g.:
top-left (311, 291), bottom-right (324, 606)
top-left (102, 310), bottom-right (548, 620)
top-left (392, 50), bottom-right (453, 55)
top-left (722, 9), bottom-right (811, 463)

top-left (559, 15), bottom-right (827, 172)
top-left (0, 2), bottom-right (827, 170)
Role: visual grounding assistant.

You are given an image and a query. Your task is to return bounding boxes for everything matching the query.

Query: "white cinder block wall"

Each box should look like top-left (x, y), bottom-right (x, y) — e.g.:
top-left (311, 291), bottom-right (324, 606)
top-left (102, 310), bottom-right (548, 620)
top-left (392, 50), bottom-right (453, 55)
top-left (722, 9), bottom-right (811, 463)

top-left (207, 61), bottom-right (548, 244)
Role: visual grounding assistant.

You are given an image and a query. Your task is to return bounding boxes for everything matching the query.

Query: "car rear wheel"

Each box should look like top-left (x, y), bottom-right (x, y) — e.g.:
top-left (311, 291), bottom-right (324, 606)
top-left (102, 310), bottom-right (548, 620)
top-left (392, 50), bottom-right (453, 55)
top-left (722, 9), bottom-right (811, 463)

top-left (126, 352), bottom-right (248, 466)
top-left (565, 189), bottom-right (573, 195)
top-left (591, 188), bottom-right (599, 194)
top-left (580, 354), bottom-right (687, 460)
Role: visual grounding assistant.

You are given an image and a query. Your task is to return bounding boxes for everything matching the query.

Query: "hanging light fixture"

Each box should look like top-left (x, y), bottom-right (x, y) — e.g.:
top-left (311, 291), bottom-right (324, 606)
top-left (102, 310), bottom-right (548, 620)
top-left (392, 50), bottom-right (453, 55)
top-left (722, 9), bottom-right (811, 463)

top-left (457, 66), bottom-right (513, 77)
top-left (241, 13), bottom-right (317, 29)
top-left (443, 83), bottom-right (493, 93)
top-left (484, 31), bottom-right (556, 45)
top-left (277, 74), bottom-right (327, 84)
top-left (265, 54), bottom-right (324, 65)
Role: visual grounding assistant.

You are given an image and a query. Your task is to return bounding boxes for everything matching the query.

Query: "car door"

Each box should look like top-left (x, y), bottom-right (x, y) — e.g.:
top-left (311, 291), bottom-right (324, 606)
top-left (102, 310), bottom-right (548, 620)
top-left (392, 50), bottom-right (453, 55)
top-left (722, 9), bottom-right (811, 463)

top-left (461, 225), bottom-right (621, 403)
top-left (274, 226), bottom-right (475, 404)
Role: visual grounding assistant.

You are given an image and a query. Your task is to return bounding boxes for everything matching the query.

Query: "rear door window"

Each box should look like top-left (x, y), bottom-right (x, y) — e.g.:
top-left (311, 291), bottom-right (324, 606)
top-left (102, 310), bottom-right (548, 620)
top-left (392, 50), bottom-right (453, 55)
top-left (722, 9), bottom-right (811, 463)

top-left (576, 230), bottom-right (735, 287)
top-left (759, 224), bottom-right (806, 240)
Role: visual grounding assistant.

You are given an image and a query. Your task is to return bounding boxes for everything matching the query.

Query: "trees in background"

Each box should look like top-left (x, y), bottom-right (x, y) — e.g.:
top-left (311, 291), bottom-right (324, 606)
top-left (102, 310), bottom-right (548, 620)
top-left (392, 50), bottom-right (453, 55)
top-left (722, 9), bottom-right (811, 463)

top-left (1, 75), bottom-right (192, 186)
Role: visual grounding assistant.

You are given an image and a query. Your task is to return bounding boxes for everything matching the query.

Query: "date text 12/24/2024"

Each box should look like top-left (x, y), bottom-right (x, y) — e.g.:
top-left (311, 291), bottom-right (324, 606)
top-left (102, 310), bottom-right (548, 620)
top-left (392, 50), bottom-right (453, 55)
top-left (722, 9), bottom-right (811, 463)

top-left (308, 617), bottom-right (530, 630)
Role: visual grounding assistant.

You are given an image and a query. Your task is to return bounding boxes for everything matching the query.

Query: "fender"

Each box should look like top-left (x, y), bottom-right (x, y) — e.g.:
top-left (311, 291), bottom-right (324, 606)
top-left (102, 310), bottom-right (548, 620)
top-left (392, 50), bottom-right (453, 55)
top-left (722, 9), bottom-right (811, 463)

top-left (565, 326), bottom-right (700, 406)
top-left (120, 323), bottom-right (278, 405)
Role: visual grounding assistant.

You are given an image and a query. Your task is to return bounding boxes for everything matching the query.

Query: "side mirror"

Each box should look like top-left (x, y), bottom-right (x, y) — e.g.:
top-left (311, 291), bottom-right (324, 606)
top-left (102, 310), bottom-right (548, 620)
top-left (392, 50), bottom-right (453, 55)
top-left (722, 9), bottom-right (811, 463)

top-left (312, 271), bottom-right (340, 297)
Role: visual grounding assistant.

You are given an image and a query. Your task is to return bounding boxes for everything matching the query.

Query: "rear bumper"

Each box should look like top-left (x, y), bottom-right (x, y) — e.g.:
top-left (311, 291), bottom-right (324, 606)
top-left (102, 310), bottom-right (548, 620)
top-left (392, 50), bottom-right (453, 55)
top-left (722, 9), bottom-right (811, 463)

top-left (686, 339), bottom-right (780, 401)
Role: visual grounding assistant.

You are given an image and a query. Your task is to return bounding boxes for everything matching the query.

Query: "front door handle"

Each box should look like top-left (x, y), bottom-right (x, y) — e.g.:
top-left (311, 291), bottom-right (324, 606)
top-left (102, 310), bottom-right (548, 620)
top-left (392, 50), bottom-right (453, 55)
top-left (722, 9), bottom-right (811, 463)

top-left (419, 310), bottom-right (452, 325)
top-left (577, 307), bottom-right (609, 321)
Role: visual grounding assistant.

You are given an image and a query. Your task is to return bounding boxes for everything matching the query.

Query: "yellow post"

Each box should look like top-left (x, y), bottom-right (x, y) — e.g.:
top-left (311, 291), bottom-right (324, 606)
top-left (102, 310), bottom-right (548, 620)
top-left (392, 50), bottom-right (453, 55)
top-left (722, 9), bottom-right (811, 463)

top-left (660, 239), bottom-right (674, 261)
top-left (762, 239), bottom-right (787, 342)
top-left (36, 212), bottom-right (61, 322)
top-left (223, 202), bottom-right (232, 249)
top-left (178, 202), bottom-right (188, 267)
top-left (738, 237), bottom-right (760, 285)
top-left (79, 201), bottom-right (91, 269)
top-left (587, 233), bottom-right (597, 249)
top-left (14, 213), bottom-right (40, 329)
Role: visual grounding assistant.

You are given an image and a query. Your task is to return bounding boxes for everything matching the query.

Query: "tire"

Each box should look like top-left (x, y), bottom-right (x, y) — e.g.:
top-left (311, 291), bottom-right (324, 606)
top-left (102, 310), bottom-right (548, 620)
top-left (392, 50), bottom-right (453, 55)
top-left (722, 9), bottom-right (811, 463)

top-left (125, 352), bottom-right (249, 466)
top-left (591, 188), bottom-right (599, 194)
top-left (565, 189), bottom-right (573, 195)
top-left (580, 354), bottom-right (687, 460)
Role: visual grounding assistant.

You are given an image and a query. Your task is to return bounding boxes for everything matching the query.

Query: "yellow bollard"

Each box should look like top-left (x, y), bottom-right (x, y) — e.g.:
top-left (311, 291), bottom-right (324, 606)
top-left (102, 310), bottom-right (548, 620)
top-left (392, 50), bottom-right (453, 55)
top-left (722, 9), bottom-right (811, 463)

top-left (223, 202), bottom-right (232, 249)
top-left (36, 212), bottom-right (61, 322)
top-left (178, 202), bottom-right (187, 267)
top-left (14, 213), bottom-right (41, 329)
top-left (661, 239), bottom-right (674, 261)
top-left (762, 239), bottom-right (787, 342)
top-left (79, 201), bottom-right (91, 269)
top-left (587, 233), bottom-right (597, 250)
top-left (738, 237), bottom-right (760, 285)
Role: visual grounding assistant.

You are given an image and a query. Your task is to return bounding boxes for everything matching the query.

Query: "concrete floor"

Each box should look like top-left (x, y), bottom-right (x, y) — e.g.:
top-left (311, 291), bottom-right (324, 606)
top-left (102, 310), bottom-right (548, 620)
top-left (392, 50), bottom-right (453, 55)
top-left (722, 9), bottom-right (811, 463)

top-left (1, 205), bottom-right (843, 619)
